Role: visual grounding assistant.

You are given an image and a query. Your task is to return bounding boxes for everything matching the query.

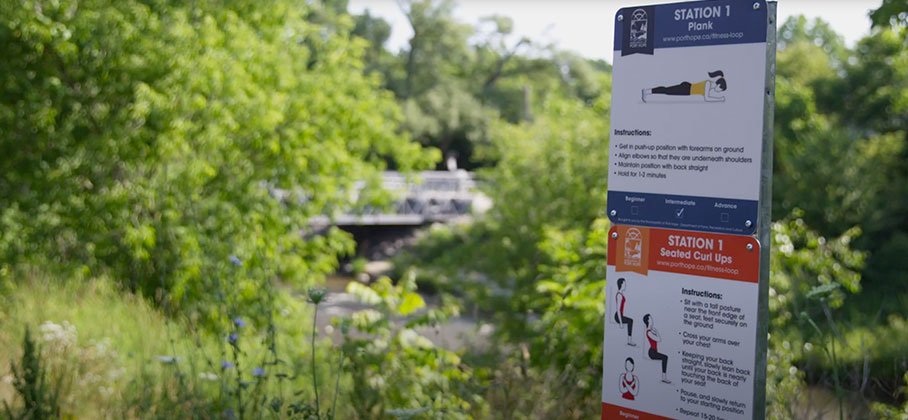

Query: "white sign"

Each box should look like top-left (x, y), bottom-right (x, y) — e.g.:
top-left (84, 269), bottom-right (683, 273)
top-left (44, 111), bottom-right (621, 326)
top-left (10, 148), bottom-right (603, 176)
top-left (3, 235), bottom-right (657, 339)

top-left (603, 1), bottom-right (775, 418)
top-left (602, 226), bottom-right (761, 420)
top-left (606, 0), bottom-right (772, 236)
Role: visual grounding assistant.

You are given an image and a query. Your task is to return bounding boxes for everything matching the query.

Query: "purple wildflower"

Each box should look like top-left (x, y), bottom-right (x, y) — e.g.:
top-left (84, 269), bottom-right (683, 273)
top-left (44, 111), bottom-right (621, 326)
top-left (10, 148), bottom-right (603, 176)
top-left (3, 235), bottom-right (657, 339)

top-left (233, 317), bottom-right (246, 328)
top-left (252, 367), bottom-right (265, 377)
top-left (228, 332), bottom-right (238, 345)
top-left (221, 360), bottom-right (234, 370)
top-left (229, 255), bottom-right (242, 267)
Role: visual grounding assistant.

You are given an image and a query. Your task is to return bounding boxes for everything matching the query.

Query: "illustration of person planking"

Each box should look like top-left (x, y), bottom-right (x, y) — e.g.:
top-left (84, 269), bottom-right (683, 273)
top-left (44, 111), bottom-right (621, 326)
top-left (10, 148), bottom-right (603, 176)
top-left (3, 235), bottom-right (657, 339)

top-left (619, 357), bottom-right (640, 401)
top-left (643, 314), bottom-right (672, 384)
top-left (642, 70), bottom-right (727, 103)
top-left (613, 278), bottom-right (636, 346)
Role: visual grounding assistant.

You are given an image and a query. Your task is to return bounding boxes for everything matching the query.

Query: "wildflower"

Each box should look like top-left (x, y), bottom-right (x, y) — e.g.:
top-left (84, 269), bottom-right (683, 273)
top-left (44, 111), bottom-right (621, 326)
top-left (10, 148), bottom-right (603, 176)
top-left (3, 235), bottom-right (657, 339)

top-left (221, 360), bottom-right (234, 370)
top-left (156, 355), bottom-right (178, 364)
top-left (39, 321), bottom-right (77, 347)
top-left (306, 287), bottom-right (328, 305)
top-left (233, 317), bottom-right (246, 328)
top-left (229, 255), bottom-right (243, 267)
top-left (199, 372), bottom-right (218, 381)
top-left (252, 367), bottom-right (265, 377)
top-left (228, 333), bottom-right (238, 345)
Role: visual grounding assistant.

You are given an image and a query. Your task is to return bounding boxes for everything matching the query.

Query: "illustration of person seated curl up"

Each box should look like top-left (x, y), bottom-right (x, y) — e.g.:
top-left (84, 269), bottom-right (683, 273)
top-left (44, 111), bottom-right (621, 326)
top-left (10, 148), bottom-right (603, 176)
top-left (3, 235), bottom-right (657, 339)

top-left (644, 314), bottom-right (672, 384)
top-left (642, 70), bottom-right (727, 103)
top-left (619, 357), bottom-right (640, 401)
top-left (613, 277), bottom-right (636, 347)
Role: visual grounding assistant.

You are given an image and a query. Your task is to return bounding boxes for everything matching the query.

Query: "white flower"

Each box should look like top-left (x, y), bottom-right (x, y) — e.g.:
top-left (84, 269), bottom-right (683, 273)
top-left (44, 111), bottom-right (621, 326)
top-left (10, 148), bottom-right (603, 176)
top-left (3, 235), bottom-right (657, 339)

top-left (478, 323), bottom-right (494, 336)
top-left (39, 321), bottom-right (77, 347)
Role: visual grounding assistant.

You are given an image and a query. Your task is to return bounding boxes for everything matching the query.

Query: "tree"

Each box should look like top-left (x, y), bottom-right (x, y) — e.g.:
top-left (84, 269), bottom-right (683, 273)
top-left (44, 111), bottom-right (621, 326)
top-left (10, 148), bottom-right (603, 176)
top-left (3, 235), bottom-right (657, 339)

top-left (353, 1), bottom-right (608, 169)
top-left (0, 0), bottom-right (435, 318)
top-left (870, 0), bottom-right (908, 28)
top-left (352, 11), bottom-right (396, 77)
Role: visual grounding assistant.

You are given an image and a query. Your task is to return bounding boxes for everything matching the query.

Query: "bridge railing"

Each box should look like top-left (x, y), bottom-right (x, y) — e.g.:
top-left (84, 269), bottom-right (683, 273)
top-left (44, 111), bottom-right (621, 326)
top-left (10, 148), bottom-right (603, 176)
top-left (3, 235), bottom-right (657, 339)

top-left (310, 171), bottom-right (489, 227)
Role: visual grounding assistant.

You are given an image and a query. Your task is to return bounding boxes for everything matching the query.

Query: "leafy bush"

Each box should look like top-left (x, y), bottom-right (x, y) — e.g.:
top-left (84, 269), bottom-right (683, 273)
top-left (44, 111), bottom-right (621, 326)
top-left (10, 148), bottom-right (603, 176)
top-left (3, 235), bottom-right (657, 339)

top-left (0, 0), bottom-right (435, 320)
top-left (341, 275), bottom-right (479, 419)
top-left (3, 328), bottom-right (62, 420)
top-left (872, 372), bottom-right (908, 419)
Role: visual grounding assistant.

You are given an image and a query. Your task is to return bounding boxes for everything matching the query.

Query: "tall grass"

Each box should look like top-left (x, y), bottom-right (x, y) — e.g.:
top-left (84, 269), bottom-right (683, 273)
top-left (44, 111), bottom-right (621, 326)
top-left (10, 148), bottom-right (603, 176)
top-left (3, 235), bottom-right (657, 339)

top-left (0, 271), bottom-right (341, 418)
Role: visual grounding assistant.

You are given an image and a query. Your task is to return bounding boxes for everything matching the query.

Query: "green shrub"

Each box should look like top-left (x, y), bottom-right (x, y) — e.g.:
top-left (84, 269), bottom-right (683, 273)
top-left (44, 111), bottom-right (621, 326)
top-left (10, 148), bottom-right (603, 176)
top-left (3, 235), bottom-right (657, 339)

top-left (3, 327), bottom-right (61, 420)
top-left (341, 275), bottom-right (480, 419)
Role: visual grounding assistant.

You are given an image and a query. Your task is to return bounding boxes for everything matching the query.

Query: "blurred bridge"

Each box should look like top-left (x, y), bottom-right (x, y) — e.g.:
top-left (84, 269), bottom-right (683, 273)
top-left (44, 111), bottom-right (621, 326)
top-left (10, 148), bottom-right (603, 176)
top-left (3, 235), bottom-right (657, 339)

top-left (309, 171), bottom-right (490, 227)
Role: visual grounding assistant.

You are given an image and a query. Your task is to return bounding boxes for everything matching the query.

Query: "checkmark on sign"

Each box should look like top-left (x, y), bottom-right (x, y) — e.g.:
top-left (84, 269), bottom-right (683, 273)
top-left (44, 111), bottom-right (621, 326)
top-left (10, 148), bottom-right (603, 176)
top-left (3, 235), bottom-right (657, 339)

top-left (676, 208), bottom-right (684, 218)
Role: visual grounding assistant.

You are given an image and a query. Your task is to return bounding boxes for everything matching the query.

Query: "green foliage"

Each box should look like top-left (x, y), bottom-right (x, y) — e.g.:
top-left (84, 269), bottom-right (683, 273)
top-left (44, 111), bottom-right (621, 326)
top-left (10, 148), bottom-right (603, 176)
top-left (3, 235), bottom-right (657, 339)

top-left (341, 275), bottom-right (478, 419)
top-left (0, 271), bottom-right (347, 418)
top-left (3, 328), bottom-right (62, 420)
top-left (2, 0), bottom-right (907, 416)
top-left (765, 337), bottom-right (804, 420)
top-left (479, 357), bottom-right (598, 420)
top-left (871, 372), bottom-right (908, 419)
top-left (773, 20), bottom-right (908, 359)
top-left (769, 215), bottom-right (864, 329)
top-left (773, 17), bottom-right (904, 239)
top-left (401, 81), bottom-right (496, 166)
top-left (838, 28), bottom-right (908, 136)
top-left (0, 275), bottom-right (187, 417)
top-left (532, 218), bottom-right (609, 378)
top-left (395, 93), bottom-right (612, 344)
top-left (353, 0), bottom-right (610, 168)
top-left (871, 0), bottom-right (908, 28)
top-left (0, 0), bottom-right (435, 319)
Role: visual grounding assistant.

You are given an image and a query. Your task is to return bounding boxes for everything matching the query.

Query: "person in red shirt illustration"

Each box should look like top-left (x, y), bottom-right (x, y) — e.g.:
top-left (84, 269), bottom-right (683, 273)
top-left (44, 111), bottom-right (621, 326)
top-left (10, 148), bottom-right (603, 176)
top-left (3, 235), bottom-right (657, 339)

top-left (644, 314), bottom-right (671, 384)
top-left (613, 278), bottom-right (637, 346)
top-left (619, 357), bottom-right (640, 400)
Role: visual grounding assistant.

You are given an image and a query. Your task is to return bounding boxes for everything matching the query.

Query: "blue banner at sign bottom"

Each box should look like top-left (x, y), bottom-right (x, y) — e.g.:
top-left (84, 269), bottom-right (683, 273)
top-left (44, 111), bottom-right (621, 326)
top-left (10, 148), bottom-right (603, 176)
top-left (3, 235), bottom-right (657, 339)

top-left (607, 191), bottom-right (757, 235)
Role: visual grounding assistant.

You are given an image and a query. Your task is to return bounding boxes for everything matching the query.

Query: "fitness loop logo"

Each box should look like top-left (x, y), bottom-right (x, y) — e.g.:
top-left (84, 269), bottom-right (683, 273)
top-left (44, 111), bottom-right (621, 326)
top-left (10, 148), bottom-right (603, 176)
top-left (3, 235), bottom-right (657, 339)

top-left (629, 9), bottom-right (649, 49)
top-left (616, 226), bottom-right (650, 275)
top-left (621, 6), bottom-right (655, 56)
top-left (624, 228), bottom-right (644, 267)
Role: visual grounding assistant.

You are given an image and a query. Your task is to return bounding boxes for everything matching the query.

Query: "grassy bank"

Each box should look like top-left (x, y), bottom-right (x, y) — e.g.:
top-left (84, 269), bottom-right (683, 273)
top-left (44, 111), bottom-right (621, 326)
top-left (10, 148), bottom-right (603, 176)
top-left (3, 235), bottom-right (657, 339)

top-left (0, 271), bottom-right (341, 418)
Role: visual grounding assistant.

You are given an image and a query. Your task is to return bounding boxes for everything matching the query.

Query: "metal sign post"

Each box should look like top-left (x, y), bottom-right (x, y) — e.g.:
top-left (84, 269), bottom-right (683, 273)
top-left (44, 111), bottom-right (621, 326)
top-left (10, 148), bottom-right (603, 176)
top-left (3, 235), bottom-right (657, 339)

top-left (753, 2), bottom-right (777, 418)
top-left (602, 1), bottom-right (776, 419)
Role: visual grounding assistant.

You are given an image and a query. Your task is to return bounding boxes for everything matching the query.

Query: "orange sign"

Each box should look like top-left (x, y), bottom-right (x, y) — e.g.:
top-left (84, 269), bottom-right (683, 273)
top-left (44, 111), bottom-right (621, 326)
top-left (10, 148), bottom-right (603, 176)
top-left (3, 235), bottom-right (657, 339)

top-left (608, 226), bottom-right (759, 283)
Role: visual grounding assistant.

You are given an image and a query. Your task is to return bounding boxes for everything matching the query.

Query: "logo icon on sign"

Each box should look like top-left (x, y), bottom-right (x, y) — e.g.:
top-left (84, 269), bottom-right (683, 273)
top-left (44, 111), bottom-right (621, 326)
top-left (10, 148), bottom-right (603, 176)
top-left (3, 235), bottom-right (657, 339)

top-left (624, 228), bottom-right (643, 267)
top-left (629, 9), bottom-right (649, 49)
